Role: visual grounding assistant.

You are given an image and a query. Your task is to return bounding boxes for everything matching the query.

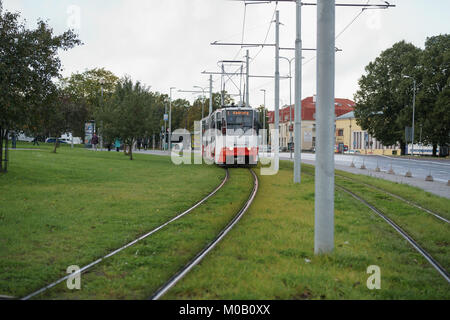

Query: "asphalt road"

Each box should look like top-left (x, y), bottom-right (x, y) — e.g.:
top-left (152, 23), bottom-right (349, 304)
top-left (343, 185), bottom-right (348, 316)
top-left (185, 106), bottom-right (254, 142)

top-left (279, 152), bottom-right (450, 183)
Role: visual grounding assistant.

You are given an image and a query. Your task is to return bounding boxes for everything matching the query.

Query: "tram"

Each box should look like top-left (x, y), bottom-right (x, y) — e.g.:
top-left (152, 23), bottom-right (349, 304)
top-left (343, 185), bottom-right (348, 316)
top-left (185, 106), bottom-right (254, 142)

top-left (201, 106), bottom-right (261, 166)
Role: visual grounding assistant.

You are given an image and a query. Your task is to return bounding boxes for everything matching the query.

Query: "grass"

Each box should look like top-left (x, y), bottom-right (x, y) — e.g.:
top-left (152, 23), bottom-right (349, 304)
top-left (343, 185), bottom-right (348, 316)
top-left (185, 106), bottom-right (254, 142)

top-left (333, 169), bottom-right (450, 220)
top-left (331, 174), bottom-right (449, 270)
top-left (0, 147), bottom-right (224, 298)
top-left (163, 161), bottom-right (450, 300)
top-left (1, 149), bottom-right (449, 300)
top-left (37, 168), bottom-right (253, 299)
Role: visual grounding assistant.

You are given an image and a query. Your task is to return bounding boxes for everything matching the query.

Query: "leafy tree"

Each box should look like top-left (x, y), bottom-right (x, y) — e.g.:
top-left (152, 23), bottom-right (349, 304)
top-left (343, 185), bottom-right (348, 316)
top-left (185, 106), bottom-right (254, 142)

top-left (96, 78), bottom-right (153, 160)
top-left (185, 92), bottom-right (233, 131)
top-left (354, 41), bottom-right (422, 155)
top-left (0, 2), bottom-right (81, 171)
top-left (416, 35), bottom-right (450, 155)
top-left (61, 68), bottom-right (119, 117)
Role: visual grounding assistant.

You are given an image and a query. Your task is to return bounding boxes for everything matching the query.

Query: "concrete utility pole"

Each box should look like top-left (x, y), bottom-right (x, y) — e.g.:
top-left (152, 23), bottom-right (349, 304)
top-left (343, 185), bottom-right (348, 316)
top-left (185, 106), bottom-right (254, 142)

top-left (403, 75), bottom-right (416, 156)
top-left (209, 74), bottom-right (213, 115)
top-left (164, 104), bottom-right (167, 151)
top-left (261, 89), bottom-right (266, 144)
top-left (315, 0), bottom-right (335, 255)
top-left (294, 0), bottom-right (302, 184)
top-left (221, 64), bottom-right (225, 106)
top-left (281, 56), bottom-right (295, 159)
top-left (169, 87), bottom-right (176, 151)
top-left (246, 50), bottom-right (250, 107)
top-left (274, 10), bottom-right (280, 173)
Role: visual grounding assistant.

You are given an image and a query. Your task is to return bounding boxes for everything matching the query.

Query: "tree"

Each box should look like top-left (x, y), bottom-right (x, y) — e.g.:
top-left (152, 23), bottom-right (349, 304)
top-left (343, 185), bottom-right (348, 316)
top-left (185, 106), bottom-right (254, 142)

top-left (354, 41), bottom-right (422, 155)
top-left (61, 68), bottom-right (119, 118)
top-left (0, 2), bottom-right (81, 171)
top-left (185, 92), bottom-right (233, 132)
top-left (416, 35), bottom-right (450, 156)
top-left (96, 78), bottom-right (153, 160)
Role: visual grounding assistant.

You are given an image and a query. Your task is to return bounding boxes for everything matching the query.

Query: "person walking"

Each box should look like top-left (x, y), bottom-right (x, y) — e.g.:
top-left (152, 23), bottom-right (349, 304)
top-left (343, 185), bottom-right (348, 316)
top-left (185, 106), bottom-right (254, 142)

top-left (91, 133), bottom-right (99, 151)
top-left (115, 138), bottom-right (121, 152)
top-left (32, 136), bottom-right (40, 146)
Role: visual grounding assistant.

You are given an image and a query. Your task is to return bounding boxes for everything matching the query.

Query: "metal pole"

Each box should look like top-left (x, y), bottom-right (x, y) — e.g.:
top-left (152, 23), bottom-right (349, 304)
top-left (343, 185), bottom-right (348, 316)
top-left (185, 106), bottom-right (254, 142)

top-left (221, 64), bottom-right (225, 106)
top-left (164, 104), bottom-right (167, 151)
top-left (209, 75), bottom-right (213, 115)
top-left (246, 50), bottom-right (250, 107)
top-left (169, 87), bottom-right (175, 151)
top-left (411, 79), bottom-right (416, 156)
top-left (100, 83), bottom-right (104, 150)
top-left (274, 10), bottom-right (280, 173)
top-left (315, 0), bottom-right (335, 255)
top-left (294, 0), bottom-right (302, 184)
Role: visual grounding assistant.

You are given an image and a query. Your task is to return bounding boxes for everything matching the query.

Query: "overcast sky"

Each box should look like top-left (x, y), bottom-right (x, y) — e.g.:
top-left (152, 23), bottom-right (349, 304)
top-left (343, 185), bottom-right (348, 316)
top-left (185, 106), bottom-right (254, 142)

top-left (3, 0), bottom-right (449, 110)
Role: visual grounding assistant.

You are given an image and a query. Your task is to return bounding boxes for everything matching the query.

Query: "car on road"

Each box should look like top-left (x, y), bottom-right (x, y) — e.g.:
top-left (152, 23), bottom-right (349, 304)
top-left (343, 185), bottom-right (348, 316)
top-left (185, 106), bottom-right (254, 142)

top-left (45, 138), bottom-right (69, 144)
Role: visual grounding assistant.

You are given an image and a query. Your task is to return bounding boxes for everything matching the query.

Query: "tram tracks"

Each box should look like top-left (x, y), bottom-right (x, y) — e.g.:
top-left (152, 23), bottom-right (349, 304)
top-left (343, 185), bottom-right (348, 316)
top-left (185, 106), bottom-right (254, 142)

top-left (21, 168), bottom-right (230, 300)
top-left (334, 173), bottom-right (449, 224)
top-left (304, 170), bottom-right (449, 283)
top-left (149, 168), bottom-right (259, 300)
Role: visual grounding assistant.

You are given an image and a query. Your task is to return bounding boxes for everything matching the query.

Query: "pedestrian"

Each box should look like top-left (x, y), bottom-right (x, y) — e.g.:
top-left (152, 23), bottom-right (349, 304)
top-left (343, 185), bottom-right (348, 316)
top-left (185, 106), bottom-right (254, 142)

top-left (143, 137), bottom-right (148, 150)
top-left (115, 138), bottom-right (121, 152)
top-left (92, 133), bottom-right (99, 151)
top-left (137, 138), bottom-right (142, 151)
top-left (11, 132), bottom-right (17, 149)
top-left (32, 137), bottom-right (40, 146)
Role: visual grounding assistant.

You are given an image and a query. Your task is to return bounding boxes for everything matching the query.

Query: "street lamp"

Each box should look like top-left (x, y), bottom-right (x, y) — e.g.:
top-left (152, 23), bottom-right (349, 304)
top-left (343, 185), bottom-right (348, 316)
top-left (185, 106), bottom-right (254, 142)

top-left (280, 56), bottom-right (296, 159)
top-left (403, 75), bottom-right (416, 156)
top-left (99, 78), bottom-right (105, 150)
top-left (169, 87), bottom-right (176, 151)
top-left (194, 86), bottom-right (207, 119)
top-left (260, 89), bottom-right (267, 147)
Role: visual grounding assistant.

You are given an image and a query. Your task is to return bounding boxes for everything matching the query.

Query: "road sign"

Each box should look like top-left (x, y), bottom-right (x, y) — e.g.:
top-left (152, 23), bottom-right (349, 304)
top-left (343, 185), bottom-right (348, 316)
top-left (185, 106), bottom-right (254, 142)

top-left (405, 127), bottom-right (412, 142)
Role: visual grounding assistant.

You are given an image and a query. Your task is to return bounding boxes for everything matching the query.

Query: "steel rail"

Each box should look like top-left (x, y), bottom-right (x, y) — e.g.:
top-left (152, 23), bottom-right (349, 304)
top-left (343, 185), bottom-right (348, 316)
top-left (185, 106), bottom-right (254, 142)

top-left (21, 169), bottom-right (230, 300)
top-left (150, 168), bottom-right (259, 300)
top-left (335, 173), bottom-right (449, 224)
top-left (303, 170), bottom-right (449, 283)
top-left (336, 184), bottom-right (450, 283)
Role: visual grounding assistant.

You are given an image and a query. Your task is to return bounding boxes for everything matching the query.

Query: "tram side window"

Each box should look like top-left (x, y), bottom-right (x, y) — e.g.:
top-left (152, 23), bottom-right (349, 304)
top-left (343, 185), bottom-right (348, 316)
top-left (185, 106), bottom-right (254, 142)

top-left (217, 112), bottom-right (222, 131)
top-left (211, 115), bottom-right (215, 129)
top-left (254, 111), bottom-right (261, 134)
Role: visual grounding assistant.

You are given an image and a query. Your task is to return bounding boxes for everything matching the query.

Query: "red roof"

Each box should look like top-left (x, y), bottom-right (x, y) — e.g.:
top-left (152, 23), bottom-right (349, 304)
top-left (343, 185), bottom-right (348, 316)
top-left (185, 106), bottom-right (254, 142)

top-left (267, 96), bottom-right (355, 123)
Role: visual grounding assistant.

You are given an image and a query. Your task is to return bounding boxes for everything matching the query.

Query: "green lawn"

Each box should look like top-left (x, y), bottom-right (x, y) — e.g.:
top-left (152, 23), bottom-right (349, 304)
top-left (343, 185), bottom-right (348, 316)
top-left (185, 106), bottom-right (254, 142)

top-left (1, 150), bottom-right (449, 300)
top-left (0, 147), bottom-right (224, 298)
top-left (38, 168), bottom-right (253, 299)
top-left (164, 161), bottom-right (450, 299)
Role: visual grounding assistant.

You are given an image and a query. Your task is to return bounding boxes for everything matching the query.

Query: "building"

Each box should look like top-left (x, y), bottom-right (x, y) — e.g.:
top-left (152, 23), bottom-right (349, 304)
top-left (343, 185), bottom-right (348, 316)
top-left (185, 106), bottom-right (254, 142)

top-left (267, 96), bottom-right (355, 151)
top-left (335, 111), bottom-right (401, 155)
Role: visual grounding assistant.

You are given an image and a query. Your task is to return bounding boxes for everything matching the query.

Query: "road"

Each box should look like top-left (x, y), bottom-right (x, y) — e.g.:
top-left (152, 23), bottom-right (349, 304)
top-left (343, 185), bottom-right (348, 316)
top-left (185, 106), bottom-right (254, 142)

top-left (279, 153), bottom-right (450, 183)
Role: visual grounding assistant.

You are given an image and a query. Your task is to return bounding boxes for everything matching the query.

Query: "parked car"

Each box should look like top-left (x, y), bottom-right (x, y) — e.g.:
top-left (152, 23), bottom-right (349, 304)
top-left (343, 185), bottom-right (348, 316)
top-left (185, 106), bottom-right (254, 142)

top-left (45, 138), bottom-right (69, 144)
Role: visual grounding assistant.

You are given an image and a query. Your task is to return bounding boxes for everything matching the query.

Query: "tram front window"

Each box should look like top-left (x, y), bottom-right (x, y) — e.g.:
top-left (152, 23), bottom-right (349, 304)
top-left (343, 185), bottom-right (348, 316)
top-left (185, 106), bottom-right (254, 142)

top-left (226, 110), bottom-right (253, 135)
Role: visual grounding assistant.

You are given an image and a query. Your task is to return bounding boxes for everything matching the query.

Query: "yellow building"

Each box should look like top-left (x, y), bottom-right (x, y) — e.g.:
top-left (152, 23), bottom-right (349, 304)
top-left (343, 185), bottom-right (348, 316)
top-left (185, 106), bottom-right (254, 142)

top-left (335, 112), bottom-right (401, 155)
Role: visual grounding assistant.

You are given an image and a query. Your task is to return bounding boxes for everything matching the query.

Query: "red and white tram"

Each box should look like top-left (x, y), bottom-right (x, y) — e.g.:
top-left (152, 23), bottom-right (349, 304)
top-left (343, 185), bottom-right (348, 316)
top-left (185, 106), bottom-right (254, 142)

top-left (201, 106), bottom-right (260, 165)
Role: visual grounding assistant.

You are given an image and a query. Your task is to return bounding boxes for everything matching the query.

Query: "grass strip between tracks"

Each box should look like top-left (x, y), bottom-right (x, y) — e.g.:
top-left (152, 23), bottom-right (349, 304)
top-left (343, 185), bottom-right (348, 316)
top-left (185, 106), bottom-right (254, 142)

top-left (36, 168), bottom-right (253, 299)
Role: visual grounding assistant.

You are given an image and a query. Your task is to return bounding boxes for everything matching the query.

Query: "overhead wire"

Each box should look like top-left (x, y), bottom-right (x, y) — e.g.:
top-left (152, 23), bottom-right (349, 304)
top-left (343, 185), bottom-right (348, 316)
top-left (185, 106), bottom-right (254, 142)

top-left (303, 0), bottom-right (371, 66)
